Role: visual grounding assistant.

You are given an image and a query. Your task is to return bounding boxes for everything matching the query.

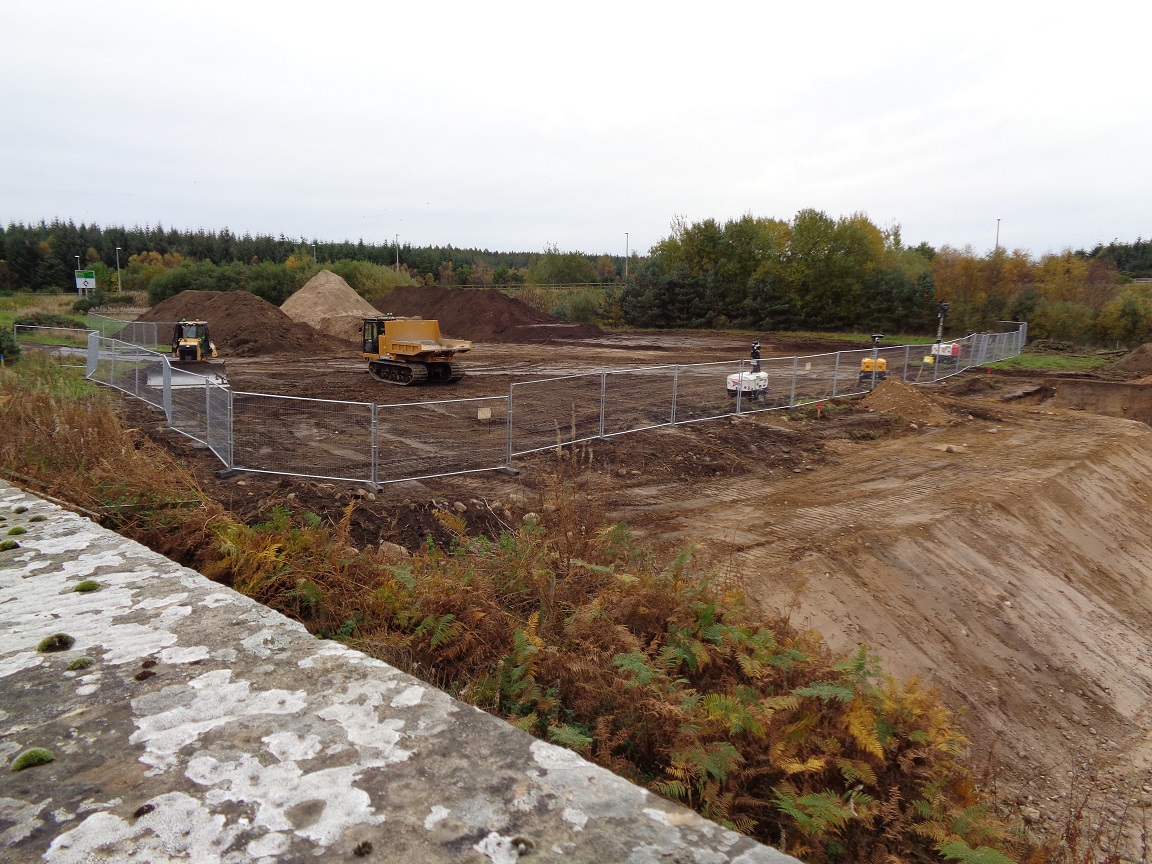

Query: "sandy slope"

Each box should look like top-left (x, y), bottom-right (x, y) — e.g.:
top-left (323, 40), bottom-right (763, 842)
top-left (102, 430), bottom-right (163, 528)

top-left (614, 398), bottom-right (1152, 836)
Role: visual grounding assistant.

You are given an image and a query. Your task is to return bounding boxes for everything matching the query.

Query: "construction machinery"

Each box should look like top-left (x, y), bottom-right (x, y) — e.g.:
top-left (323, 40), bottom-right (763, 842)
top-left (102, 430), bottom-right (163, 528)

top-left (727, 370), bottom-right (769, 400)
top-left (171, 319), bottom-right (218, 363)
top-left (167, 319), bottom-right (227, 384)
top-left (929, 341), bottom-right (962, 366)
top-left (860, 333), bottom-right (887, 385)
top-left (859, 356), bottom-right (888, 382)
top-left (361, 316), bottom-right (471, 385)
top-left (727, 342), bottom-right (769, 400)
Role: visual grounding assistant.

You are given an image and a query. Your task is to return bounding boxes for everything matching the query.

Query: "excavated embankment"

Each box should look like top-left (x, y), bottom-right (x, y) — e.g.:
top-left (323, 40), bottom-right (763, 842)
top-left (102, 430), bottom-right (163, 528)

top-left (620, 400), bottom-right (1152, 841)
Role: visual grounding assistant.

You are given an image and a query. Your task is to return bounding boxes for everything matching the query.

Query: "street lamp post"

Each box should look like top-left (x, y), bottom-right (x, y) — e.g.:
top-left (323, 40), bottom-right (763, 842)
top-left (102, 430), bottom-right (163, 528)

top-left (625, 232), bottom-right (629, 281)
top-left (115, 247), bottom-right (122, 294)
top-left (395, 234), bottom-right (399, 273)
top-left (311, 243), bottom-right (317, 264)
top-left (995, 218), bottom-right (1001, 253)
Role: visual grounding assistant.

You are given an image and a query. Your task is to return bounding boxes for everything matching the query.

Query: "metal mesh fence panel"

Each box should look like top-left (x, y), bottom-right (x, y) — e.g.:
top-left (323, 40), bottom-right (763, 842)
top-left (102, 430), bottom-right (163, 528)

top-left (86, 315), bottom-right (170, 350)
top-left (86, 337), bottom-right (169, 411)
top-left (206, 384), bottom-right (232, 467)
top-left (231, 393), bottom-right (373, 481)
top-left (603, 367), bottom-right (675, 436)
top-left (14, 325), bottom-right (93, 367)
top-left (780, 353), bottom-right (843, 408)
top-left (728, 356), bottom-right (797, 414)
top-left (14, 325), bottom-right (93, 348)
top-left (80, 322), bottom-right (1027, 486)
top-left (375, 396), bottom-right (509, 482)
top-left (666, 361), bottom-right (744, 423)
top-left (509, 375), bottom-right (605, 456)
top-left (169, 374), bottom-right (215, 443)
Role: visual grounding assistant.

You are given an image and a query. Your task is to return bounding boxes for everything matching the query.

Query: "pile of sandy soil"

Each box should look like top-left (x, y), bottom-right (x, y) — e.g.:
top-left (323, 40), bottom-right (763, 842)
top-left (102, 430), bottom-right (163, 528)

top-left (372, 285), bottom-right (603, 343)
top-left (137, 290), bottom-right (346, 357)
top-left (859, 377), bottom-right (953, 426)
top-left (1114, 344), bottom-right (1152, 373)
top-left (281, 270), bottom-right (379, 343)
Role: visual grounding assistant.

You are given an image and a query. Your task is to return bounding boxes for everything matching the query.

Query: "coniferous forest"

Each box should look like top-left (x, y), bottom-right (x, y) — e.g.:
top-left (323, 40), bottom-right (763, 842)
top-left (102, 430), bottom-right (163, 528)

top-left (3, 216), bottom-right (1150, 343)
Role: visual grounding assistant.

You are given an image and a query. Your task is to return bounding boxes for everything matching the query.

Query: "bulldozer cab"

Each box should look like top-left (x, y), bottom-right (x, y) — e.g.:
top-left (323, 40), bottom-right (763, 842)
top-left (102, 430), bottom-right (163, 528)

top-left (172, 320), bottom-right (214, 362)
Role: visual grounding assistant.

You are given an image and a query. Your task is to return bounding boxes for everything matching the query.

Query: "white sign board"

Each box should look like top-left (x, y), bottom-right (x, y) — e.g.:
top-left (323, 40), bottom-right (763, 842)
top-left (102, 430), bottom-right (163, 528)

top-left (75, 270), bottom-right (95, 296)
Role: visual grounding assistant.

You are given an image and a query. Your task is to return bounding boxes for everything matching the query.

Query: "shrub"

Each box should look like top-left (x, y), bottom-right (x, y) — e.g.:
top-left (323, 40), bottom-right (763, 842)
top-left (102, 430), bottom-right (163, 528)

top-left (0, 327), bottom-right (19, 362)
top-left (13, 312), bottom-right (87, 329)
top-left (201, 463), bottom-right (1009, 864)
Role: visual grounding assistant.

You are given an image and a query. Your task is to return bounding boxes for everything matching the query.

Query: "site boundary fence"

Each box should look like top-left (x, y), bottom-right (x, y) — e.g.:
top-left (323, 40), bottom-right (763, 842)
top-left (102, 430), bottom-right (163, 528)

top-left (13, 325), bottom-right (94, 368)
top-left (80, 321), bottom-right (1027, 486)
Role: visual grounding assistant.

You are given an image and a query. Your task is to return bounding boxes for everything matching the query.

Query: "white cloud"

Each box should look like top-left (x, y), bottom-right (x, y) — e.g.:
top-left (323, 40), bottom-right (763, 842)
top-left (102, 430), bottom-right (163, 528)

top-left (1, 0), bottom-right (1147, 256)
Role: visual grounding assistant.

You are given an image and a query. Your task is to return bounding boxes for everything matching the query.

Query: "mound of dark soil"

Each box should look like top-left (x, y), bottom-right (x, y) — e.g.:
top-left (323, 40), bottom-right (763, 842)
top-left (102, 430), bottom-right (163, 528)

top-left (372, 286), bottom-right (603, 343)
top-left (138, 291), bottom-right (348, 357)
top-left (1114, 343), bottom-right (1152, 374)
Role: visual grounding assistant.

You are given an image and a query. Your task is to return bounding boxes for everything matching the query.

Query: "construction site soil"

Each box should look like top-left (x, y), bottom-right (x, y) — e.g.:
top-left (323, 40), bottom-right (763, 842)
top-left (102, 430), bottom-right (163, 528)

top-left (110, 331), bottom-right (1152, 854)
top-left (137, 290), bottom-right (348, 356)
top-left (373, 284), bottom-right (605, 343)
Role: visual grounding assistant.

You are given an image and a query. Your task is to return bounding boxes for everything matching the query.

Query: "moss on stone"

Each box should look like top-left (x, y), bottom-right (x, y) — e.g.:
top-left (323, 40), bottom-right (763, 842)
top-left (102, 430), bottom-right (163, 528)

top-left (37, 633), bottom-right (75, 653)
top-left (10, 748), bottom-right (54, 772)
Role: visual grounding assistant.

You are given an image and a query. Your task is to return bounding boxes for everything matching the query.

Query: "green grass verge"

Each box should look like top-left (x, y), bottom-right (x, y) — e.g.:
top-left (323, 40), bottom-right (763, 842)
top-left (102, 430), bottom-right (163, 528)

top-left (997, 352), bottom-right (1113, 372)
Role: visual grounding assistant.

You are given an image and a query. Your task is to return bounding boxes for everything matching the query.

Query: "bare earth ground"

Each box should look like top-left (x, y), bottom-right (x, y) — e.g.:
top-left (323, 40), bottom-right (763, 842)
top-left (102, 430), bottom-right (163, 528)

top-left (118, 332), bottom-right (1152, 851)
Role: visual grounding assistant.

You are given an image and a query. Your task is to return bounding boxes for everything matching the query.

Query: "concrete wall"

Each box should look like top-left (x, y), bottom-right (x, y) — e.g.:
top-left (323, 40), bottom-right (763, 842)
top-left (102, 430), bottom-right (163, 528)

top-left (0, 480), bottom-right (793, 864)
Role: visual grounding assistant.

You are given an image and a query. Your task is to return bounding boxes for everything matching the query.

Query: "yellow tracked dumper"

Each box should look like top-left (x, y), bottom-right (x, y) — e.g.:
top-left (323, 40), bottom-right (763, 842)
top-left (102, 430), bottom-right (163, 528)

top-left (361, 316), bottom-right (471, 385)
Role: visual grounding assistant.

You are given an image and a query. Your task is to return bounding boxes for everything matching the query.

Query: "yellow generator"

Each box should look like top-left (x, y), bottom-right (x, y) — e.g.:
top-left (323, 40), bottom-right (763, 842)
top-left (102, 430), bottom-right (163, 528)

top-left (361, 316), bottom-right (471, 385)
top-left (859, 356), bottom-right (887, 382)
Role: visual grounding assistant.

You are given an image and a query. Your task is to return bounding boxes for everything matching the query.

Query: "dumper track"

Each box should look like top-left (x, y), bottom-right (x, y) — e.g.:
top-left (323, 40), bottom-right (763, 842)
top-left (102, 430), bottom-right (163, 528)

top-left (368, 360), bottom-right (464, 385)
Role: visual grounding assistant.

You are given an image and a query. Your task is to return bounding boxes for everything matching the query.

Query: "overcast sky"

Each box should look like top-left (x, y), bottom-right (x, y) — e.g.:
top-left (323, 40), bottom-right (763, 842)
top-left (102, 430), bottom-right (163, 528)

top-left (1, 1), bottom-right (1147, 259)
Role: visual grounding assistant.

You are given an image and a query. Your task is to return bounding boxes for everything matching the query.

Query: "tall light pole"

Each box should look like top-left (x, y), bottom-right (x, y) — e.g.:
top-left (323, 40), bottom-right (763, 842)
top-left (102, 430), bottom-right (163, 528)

top-left (624, 232), bottom-right (629, 281)
top-left (995, 218), bottom-right (1001, 253)
top-left (115, 246), bottom-right (122, 294)
top-left (311, 243), bottom-right (317, 264)
top-left (394, 234), bottom-right (399, 273)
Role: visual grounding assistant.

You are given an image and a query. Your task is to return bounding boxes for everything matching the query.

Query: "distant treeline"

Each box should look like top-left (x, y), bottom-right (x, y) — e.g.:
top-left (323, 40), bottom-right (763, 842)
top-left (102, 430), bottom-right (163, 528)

top-left (623, 213), bottom-right (1152, 343)
top-left (0, 220), bottom-right (626, 294)
top-left (4, 217), bottom-right (1152, 344)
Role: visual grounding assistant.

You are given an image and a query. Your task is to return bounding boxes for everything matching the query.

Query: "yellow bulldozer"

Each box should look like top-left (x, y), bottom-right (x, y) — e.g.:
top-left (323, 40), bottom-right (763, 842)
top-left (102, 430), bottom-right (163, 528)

top-left (169, 318), bottom-right (227, 383)
top-left (171, 319), bottom-right (218, 363)
top-left (361, 316), bottom-right (471, 385)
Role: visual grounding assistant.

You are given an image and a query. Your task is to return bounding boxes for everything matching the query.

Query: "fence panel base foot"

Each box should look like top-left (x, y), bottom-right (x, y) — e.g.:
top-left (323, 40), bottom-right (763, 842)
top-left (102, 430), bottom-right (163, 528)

top-left (213, 468), bottom-right (239, 478)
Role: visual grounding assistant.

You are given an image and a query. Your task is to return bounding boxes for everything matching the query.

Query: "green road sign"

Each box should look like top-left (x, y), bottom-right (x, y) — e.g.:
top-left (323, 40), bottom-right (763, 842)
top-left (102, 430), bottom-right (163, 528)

top-left (75, 270), bottom-right (96, 294)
